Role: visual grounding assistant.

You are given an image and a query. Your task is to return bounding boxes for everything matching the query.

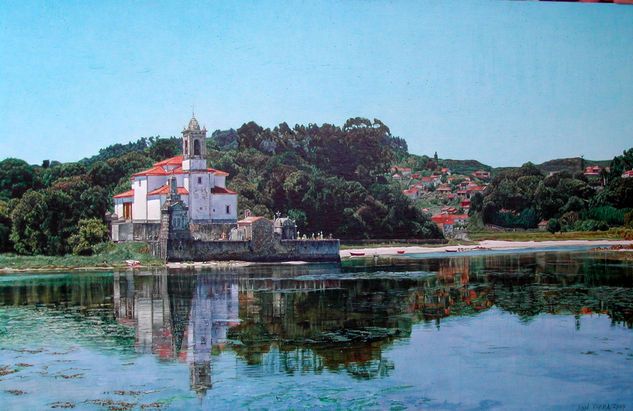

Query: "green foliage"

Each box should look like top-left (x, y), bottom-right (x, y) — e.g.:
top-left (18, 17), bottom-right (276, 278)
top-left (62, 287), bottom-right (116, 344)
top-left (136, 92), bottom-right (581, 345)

top-left (581, 206), bottom-right (631, 226)
top-left (147, 137), bottom-right (181, 161)
top-left (0, 158), bottom-right (37, 201)
top-left (547, 218), bottom-right (561, 234)
top-left (573, 219), bottom-right (609, 232)
top-left (10, 190), bottom-right (48, 255)
top-left (80, 136), bottom-right (156, 165)
top-left (624, 210), bottom-right (633, 228)
top-left (0, 200), bottom-right (12, 252)
top-left (69, 218), bottom-right (111, 255)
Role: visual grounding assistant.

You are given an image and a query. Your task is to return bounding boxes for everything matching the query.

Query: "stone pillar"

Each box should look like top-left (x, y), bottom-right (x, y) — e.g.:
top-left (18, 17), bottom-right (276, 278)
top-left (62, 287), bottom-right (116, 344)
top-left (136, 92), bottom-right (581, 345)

top-left (158, 176), bottom-right (191, 262)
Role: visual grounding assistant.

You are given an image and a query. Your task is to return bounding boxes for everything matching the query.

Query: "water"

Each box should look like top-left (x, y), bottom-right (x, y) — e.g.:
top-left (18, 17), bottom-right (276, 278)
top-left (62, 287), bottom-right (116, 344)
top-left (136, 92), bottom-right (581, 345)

top-left (1, 249), bottom-right (632, 410)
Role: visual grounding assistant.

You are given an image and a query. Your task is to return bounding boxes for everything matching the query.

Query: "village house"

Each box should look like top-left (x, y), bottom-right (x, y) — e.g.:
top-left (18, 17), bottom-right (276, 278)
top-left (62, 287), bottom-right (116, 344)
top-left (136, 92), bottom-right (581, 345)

top-left (472, 170), bottom-right (490, 181)
top-left (391, 166), bottom-right (412, 176)
top-left (403, 187), bottom-right (420, 199)
top-left (466, 185), bottom-right (486, 199)
top-left (419, 175), bottom-right (440, 188)
top-left (584, 165), bottom-right (609, 188)
top-left (436, 184), bottom-right (452, 193)
top-left (440, 167), bottom-right (451, 175)
top-left (622, 170), bottom-right (633, 179)
top-left (431, 214), bottom-right (455, 235)
top-left (112, 115), bottom-right (237, 225)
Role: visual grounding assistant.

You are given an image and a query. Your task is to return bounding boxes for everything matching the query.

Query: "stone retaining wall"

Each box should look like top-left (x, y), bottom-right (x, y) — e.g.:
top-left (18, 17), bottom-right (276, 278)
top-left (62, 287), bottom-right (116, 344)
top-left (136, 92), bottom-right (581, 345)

top-left (161, 238), bottom-right (340, 262)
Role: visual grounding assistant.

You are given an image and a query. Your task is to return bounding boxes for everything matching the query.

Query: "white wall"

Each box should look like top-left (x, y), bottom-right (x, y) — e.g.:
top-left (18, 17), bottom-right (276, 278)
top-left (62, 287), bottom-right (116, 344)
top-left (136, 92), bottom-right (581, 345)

top-left (214, 175), bottom-right (226, 188)
top-left (211, 194), bottom-right (237, 221)
top-left (189, 172), bottom-right (211, 221)
top-left (147, 196), bottom-right (162, 221)
top-left (132, 177), bottom-right (148, 221)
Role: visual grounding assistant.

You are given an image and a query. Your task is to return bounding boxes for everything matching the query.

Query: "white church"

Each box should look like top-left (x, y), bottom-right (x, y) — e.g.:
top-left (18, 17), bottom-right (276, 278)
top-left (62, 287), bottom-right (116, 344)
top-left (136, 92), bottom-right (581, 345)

top-left (113, 115), bottom-right (238, 223)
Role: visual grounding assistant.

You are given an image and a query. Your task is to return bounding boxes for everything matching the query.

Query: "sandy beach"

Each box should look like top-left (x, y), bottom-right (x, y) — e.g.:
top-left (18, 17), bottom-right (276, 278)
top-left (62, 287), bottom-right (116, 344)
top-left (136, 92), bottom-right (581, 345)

top-left (340, 239), bottom-right (633, 258)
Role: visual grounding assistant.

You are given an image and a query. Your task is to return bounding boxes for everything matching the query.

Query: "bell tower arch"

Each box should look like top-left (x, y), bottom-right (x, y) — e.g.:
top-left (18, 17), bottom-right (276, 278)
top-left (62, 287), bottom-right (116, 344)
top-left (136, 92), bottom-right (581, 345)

top-left (182, 114), bottom-right (207, 171)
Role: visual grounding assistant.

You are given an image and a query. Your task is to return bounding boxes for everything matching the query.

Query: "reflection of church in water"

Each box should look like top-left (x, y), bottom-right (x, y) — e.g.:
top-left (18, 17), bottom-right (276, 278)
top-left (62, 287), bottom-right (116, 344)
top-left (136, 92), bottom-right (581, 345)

top-left (113, 272), bottom-right (240, 397)
top-left (112, 262), bottom-right (490, 397)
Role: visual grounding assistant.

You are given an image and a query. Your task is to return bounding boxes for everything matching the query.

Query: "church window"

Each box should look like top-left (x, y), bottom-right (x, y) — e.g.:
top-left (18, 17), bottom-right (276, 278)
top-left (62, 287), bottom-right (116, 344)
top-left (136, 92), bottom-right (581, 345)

top-left (226, 205), bottom-right (230, 214)
top-left (194, 139), bottom-right (200, 156)
top-left (197, 177), bottom-right (202, 184)
top-left (184, 140), bottom-right (188, 155)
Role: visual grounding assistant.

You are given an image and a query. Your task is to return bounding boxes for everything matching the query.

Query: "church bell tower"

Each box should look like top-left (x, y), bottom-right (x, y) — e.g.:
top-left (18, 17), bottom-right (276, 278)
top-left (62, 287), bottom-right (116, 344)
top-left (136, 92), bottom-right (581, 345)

top-left (182, 114), bottom-right (207, 171)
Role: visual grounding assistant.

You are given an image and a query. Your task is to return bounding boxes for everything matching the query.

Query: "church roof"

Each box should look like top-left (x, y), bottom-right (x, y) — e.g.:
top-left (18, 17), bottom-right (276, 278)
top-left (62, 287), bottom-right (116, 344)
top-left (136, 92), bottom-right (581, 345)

top-left (154, 155), bottom-right (183, 167)
top-left (147, 185), bottom-right (189, 197)
top-left (132, 166), bottom-right (169, 177)
top-left (132, 156), bottom-right (230, 178)
top-left (211, 186), bottom-right (237, 194)
top-left (113, 189), bottom-right (135, 199)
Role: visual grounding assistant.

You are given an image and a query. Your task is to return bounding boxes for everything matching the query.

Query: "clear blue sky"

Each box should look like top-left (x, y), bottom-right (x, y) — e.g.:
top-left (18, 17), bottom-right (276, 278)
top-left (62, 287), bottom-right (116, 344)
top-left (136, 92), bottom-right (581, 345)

top-left (1, 0), bottom-right (632, 167)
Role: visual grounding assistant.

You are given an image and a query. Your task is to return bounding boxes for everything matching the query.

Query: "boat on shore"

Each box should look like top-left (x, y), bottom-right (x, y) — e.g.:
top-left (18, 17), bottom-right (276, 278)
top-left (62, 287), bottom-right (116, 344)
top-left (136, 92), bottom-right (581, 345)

top-left (350, 252), bottom-right (365, 256)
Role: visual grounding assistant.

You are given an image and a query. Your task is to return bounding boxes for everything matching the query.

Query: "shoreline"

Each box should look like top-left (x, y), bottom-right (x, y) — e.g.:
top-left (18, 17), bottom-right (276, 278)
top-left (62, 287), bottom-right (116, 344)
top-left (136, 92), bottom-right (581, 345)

top-left (339, 239), bottom-right (633, 258)
top-left (1, 239), bottom-right (633, 272)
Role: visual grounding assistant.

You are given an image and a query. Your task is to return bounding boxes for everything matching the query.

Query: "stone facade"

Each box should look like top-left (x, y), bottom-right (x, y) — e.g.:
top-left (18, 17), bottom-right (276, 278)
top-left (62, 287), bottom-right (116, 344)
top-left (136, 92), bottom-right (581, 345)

top-left (160, 238), bottom-right (340, 263)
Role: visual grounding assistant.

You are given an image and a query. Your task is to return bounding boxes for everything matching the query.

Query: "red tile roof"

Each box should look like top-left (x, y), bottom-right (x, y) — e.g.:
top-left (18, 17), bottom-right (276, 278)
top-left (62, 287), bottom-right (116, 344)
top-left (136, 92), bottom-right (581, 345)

top-left (238, 216), bottom-right (273, 225)
top-left (132, 166), bottom-right (169, 177)
top-left (211, 186), bottom-right (237, 194)
top-left (113, 189), bottom-right (134, 199)
top-left (132, 156), bottom-right (230, 178)
top-left (153, 155), bottom-right (183, 167)
top-left (147, 185), bottom-right (189, 196)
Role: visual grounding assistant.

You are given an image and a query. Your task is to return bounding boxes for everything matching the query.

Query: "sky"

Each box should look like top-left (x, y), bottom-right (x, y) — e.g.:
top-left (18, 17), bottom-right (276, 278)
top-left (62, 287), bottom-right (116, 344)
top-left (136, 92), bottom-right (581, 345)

top-left (1, 1), bottom-right (632, 167)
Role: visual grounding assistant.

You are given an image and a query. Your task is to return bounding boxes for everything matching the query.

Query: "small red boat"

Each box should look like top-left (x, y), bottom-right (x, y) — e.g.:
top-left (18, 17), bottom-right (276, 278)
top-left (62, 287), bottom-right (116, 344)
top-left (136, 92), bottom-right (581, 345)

top-left (397, 250), bottom-right (405, 254)
top-left (350, 252), bottom-right (365, 256)
top-left (445, 249), bottom-right (458, 253)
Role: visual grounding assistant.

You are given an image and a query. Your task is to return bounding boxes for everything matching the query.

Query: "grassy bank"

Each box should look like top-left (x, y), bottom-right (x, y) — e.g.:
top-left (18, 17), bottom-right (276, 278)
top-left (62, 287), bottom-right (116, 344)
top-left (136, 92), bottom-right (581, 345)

top-left (0, 242), bottom-right (163, 271)
top-left (468, 229), bottom-right (628, 242)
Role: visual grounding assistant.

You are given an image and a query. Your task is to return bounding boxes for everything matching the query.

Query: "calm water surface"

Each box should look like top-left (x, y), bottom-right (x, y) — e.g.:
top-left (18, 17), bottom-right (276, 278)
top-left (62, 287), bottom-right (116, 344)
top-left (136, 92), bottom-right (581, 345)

top-left (1, 249), bottom-right (632, 410)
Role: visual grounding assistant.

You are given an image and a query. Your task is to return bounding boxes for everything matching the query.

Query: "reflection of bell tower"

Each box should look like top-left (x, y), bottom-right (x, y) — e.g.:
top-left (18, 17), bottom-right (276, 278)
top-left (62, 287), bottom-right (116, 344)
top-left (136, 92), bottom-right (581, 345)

top-left (182, 114), bottom-right (207, 171)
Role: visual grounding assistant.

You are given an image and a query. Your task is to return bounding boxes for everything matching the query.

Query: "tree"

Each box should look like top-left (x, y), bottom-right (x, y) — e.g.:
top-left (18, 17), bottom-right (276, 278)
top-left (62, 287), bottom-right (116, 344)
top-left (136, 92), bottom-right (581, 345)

top-left (547, 218), bottom-right (561, 234)
top-left (0, 158), bottom-right (37, 201)
top-left (147, 137), bottom-right (181, 161)
top-left (10, 190), bottom-right (48, 255)
top-left (0, 200), bottom-right (12, 252)
top-left (69, 218), bottom-right (110, 255)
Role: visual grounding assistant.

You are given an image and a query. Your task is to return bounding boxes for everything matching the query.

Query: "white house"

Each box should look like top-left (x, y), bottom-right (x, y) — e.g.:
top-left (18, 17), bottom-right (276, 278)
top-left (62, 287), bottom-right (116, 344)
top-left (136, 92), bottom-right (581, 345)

top-left (113, 115), bottom-right (238, 223)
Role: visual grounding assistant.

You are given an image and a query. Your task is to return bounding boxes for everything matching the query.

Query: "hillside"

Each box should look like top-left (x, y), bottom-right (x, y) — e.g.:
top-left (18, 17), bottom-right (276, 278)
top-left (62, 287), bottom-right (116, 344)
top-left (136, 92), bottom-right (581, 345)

top-left (440, 159), bottom-right (492, 176)
top-left (0, 117), bottom-right (444, 256)
top-left (536, 157), bottom-right (611, 175)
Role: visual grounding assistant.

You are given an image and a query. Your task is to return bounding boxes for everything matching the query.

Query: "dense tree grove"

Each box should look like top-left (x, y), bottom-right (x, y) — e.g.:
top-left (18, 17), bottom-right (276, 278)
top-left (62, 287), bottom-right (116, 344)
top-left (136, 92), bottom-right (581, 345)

top-left (216, 118), bottom-right (442, 240)
top-left (475, 150), bottom-right (633, 230)
top-left (0, 117), bottom-right (442, 255)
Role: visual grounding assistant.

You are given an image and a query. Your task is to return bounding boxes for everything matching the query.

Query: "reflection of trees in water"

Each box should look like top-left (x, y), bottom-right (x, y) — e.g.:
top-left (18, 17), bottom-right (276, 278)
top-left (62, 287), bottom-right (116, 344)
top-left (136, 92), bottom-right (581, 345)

top-left (1, 251), bottom-right (631, 396)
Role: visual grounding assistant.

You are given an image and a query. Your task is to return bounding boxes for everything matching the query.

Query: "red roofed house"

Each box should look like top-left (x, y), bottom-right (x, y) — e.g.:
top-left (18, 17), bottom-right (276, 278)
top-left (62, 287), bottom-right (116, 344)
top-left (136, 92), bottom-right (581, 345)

top-left (441, 167), bottom-right (451, 175)
top-left (472, 170), bottom-right (490, 181)
top-left (403, 188), bottom-right (419, 199)
top-left (391, 166), bottom-right (412, 176)
top-left (431, 214), bottom-right (455, 235)
top-left (622, 170), bottom-right (633, 179)
top-left (112, 115), bottom-right (238, 226)
top-left (466, 185), bottom-right (487, 199)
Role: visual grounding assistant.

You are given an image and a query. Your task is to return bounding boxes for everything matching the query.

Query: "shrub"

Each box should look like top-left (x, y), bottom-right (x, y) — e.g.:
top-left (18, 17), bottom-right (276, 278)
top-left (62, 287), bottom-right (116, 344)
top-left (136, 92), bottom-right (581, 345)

top-left (69, 218), bottom-right (110, 256)
top-left (547, 218), bottom-right (561, 234)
